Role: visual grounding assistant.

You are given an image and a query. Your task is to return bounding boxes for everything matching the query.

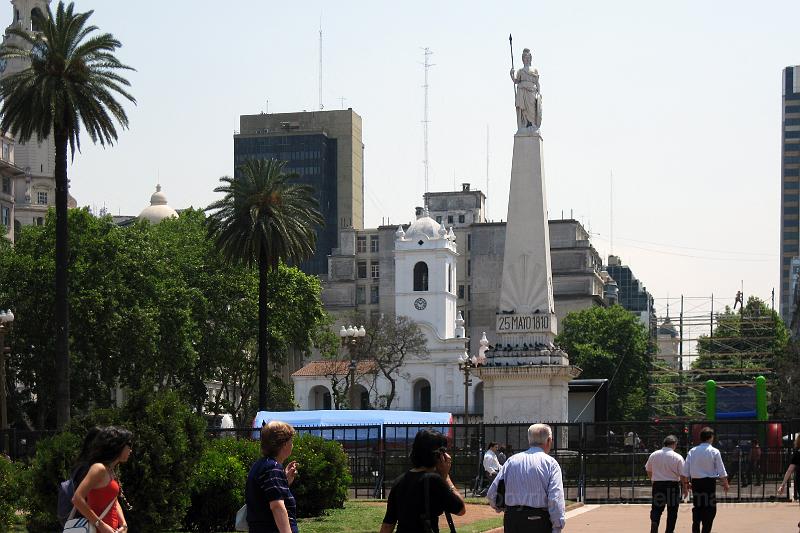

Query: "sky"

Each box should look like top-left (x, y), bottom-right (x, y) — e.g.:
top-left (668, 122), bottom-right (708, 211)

top-left (39, 0), bottom-right (800, 319)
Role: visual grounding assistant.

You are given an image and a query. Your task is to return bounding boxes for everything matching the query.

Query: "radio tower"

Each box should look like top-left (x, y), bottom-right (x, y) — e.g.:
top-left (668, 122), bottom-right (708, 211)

top-left (422, 47), bottom-right (434, 196)
top-left (318, 20), bottom-right (323, 110)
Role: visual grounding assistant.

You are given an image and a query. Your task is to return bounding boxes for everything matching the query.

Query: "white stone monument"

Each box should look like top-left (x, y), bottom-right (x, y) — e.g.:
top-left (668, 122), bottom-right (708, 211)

top-left (478, 47), bottom-right (580, 423)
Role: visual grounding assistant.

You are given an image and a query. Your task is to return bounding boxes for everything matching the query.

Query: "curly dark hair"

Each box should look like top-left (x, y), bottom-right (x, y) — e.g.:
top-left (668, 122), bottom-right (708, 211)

top-left (409, 429), bottom-right (448, 468)
top-left (73, 426), bottom-right (132, 484)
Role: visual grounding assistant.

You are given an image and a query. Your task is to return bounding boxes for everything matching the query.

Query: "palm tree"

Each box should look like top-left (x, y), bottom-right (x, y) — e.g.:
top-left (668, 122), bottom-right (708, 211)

top-left (0, 2), bottom-right (135, 428)
top-left (206, 158), bottom-right (324, 410)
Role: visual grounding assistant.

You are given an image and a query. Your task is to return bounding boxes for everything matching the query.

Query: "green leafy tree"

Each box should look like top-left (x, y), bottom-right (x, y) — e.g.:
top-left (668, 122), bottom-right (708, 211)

top-left (206, 158), bottom-right (324, 410)
top-left (0, 1), bottom-right (135, 428)
top-left (0, 210), bottom-right (201, 426)
top-left (0, 208), bottom-right (329, 427)
top-left (556, 305), bottom-right (651, 420)
top-left (773, 340), bottom-right (800, 418)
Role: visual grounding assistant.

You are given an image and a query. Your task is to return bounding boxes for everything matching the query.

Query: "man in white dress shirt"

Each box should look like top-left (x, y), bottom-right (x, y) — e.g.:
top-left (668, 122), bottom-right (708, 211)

top-left (645, 434), bottom-right (687, 533)
top-left (682, 427), bottom-right (729, 533)
top-left (487, 424), bottom-right (566, 533)
top-left (483, 442), bottom-right (501, 477)
top-left (480, 442), bottom-right (501, 495)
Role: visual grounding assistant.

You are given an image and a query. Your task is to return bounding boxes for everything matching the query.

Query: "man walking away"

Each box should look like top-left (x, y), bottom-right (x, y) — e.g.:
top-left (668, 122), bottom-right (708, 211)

top-left (744, 438), bottom-right (762, 487)
top-left (645, 435), bottom-right (687, 533)
top-left (683, 427), bottom-right (729, 533)
top-left (487, 424), bottom-right (566, 533)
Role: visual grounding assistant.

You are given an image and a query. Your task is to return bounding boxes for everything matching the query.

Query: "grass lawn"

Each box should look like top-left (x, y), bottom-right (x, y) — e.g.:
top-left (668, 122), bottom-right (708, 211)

top-left (298, 501), bottom-right (503, 533)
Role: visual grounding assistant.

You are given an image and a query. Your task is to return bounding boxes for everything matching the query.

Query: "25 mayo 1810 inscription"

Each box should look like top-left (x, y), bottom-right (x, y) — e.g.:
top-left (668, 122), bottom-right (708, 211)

top-left (496, 314), bottom-right (550, 333)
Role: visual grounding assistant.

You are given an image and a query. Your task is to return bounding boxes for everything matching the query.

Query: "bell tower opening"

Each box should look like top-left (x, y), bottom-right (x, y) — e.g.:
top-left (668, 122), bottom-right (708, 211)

top-left (413, 261), bottom-right (428, 291)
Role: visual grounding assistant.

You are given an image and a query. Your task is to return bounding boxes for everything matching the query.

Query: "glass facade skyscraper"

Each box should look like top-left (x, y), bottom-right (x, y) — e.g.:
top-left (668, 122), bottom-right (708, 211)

top-left (606, 255), bottom-right (656, 335)
top-left (780, 66), bottom-right (800, 324)
top-left (233, 110), bottom-right (364, 276)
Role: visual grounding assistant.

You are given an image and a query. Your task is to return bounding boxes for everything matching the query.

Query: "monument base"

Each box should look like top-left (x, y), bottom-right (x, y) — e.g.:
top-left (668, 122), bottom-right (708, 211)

top-left (478, 365), bottom-right (581, 423)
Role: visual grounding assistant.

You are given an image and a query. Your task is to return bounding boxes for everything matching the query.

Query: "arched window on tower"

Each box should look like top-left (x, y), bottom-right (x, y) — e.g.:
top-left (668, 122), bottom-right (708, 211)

top-left (30, 8), bottom-right (42, 31)
top-left (448, 264), bottom-right (452, 293)
top-left (413, 261), bottom-right (429, 291)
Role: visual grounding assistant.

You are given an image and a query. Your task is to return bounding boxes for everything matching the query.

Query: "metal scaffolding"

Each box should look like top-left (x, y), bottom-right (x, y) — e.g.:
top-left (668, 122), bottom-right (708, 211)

top-left (648, 295), bottom-right (779, 420)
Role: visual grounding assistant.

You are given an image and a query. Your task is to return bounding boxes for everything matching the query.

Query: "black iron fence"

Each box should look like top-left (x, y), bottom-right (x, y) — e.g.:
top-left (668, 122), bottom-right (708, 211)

top-left (0, 428), bottom-right (56, 459)
top-left (5, 420), bottom-right (798, 504)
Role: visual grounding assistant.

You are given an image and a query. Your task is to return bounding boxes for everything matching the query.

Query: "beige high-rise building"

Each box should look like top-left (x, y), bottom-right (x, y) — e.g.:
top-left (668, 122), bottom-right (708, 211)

top-left (0, 1), bottom-right (74, 231)
top-left (234, 109), bottom-right (364, 275)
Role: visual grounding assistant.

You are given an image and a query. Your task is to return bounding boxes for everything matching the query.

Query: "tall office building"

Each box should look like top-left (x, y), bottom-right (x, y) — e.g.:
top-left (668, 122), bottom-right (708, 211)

top-left (233, 110), bottom-right (364, 275)
top-left (605, 254), bottom-right (656, 335)
top-left (780, 66), bottom-right (800, 324)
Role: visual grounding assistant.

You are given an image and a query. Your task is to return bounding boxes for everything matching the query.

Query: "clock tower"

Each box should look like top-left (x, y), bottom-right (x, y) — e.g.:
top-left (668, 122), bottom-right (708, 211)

top-left (394, 207), bottom-right (458, 339)
top-left (1, 0), bottom-right (59, 227)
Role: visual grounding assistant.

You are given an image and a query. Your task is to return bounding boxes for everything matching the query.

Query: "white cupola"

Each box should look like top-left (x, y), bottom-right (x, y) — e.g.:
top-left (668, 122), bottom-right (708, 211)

top-left (138, 184), bottom-right (178, 224)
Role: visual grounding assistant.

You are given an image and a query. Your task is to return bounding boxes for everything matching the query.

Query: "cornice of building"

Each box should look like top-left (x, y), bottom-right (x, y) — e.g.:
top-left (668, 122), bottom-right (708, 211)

top-left (477, 365), bottom-right (581, 380)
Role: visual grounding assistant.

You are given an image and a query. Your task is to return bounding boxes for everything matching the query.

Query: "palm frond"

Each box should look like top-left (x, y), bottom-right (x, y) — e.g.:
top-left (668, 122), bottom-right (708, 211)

top-left (205, 159), bottom-right (325, 270)
top-left (0, 1), bottom-right (135, 156)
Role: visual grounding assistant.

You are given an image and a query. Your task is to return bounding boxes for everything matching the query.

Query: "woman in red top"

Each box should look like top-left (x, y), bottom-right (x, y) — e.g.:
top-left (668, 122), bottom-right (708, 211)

top-left (71, 426), bottom-right (132, 533)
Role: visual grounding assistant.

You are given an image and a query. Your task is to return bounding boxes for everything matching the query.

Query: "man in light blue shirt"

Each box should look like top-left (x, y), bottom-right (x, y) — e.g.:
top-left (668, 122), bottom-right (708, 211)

top-left (487, 423), bottom-right (566, 533)
top-left (682, 427), bottom-right (729, 533)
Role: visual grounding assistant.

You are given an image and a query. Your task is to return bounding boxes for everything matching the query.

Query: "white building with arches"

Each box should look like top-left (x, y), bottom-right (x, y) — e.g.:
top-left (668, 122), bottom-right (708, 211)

top-left (292, 208), bottom-right (482, 417)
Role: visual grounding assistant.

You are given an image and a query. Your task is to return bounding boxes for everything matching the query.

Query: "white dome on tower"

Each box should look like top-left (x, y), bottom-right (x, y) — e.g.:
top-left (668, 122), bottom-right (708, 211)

top-left (404, 207), bottom-right (443, 241)
top-left (138, 184), bottom-right (178, 224)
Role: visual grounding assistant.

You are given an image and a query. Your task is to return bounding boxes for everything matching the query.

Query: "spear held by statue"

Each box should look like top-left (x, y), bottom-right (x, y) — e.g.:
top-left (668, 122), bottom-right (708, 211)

top-left (509, 34), bottom-right (516, 97)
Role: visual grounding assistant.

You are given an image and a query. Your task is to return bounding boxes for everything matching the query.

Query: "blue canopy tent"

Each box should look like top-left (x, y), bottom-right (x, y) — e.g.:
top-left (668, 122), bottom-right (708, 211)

top-left (252, 410), bottom-right (454, 443)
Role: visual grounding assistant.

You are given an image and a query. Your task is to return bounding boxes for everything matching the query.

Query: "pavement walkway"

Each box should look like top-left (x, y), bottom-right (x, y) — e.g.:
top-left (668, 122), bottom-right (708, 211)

top-left (558, 502), bottom-right (799, 532)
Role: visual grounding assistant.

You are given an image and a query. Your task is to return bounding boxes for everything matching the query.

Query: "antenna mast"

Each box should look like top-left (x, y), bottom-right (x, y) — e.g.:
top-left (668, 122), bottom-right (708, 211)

top-left (422, 47), bottom-right (434, 196)
top-left (318, 19), bottom-right (323, 110)
top-left (486, 124), bottom-right (490, 218)
top-left (610, 169), bottom-right (614, 256)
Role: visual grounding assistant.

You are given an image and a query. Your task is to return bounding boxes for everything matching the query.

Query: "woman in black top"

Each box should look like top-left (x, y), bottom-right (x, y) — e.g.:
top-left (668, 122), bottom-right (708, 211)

top-left (245, 421), bottom-right (299, 533)
top-left (380, 429), bottom-right (466, 533)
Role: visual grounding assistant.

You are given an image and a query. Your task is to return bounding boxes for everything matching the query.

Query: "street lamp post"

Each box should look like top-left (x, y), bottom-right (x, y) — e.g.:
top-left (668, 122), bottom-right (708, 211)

top-left (458, 332), bottom-right (489, 421)
top-left (0, 309), bottom-right (15, 445)
top-left (340, 324), bottom-right (366, 409)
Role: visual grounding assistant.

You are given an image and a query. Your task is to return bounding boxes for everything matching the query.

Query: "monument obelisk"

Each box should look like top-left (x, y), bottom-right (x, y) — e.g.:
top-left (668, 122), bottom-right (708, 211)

top-left (477, 46), bottom-right (580, 423)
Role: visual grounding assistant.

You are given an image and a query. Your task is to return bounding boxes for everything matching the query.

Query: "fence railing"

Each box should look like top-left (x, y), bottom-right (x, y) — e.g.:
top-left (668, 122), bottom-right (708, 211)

top-left (6, 420), bottom-right (798, 504)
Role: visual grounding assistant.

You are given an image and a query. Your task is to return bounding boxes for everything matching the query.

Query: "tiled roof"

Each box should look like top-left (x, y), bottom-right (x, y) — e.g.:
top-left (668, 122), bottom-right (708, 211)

top-left (292, 360), bottom-right (377, 377)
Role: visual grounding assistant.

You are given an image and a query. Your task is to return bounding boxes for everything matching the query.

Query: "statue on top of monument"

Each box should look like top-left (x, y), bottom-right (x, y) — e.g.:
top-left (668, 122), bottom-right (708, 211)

top-left (509, 48), bottom-right (542, 132)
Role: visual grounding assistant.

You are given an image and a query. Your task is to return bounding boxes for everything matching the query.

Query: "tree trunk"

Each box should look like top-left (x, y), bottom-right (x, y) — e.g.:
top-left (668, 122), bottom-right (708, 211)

top-left (385, 375), bottom-right (396, 409)
top-left (257, 248), bottom-right (269, 410)
top-left (54, 129), bottom-right (70, 429)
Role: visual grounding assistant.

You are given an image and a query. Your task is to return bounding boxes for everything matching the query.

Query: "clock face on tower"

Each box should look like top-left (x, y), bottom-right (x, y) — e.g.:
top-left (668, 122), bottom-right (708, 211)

top-left (414, 297), bottom-right (428, 310)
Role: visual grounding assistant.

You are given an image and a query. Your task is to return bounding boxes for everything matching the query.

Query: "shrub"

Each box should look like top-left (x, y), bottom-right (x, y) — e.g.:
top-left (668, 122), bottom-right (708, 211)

top-left (287, 434), bottom-right (351, 518)
top-left (208, 436), bottom-right (260, 472)
top-left (0, 457), bottom-right (23, 533)
top-left (23, 432), bottom-right (82, 533)
top-left (183, 447), bottom-right (247, 532)
top-left (118, 389), bottom-right (207, 532)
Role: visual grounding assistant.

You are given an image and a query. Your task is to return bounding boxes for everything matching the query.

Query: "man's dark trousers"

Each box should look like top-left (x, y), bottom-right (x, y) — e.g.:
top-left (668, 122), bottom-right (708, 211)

top-left (504, 506), bottom-right (552, 533)
top-left (690, 478), bottom-right (717, 533)
top-left (650, 480), bottom-right (680, 533)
